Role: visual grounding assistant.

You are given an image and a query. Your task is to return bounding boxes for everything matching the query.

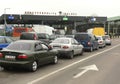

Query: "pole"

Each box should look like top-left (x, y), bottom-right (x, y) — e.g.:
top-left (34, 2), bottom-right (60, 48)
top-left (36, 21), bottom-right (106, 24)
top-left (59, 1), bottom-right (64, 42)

top-left (4, 8), bottom-right (10, 36)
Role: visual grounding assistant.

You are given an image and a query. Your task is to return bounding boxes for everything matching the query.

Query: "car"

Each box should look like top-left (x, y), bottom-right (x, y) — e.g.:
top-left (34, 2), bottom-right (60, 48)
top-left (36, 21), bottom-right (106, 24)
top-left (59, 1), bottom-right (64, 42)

top-left (20, 32), bottom-right (52, 44)
top-left (102, 35), bottom-right (112, 45)
top-left (0, 40), bottom-right (58, 72)
top-left (0, 36), bottom-right (14, 50)
top-left (96, 36), bottom-right (106, 48)
top-left (49, 37), bottom-right (84, 59)
top-left (74, 33), bottom-right (99, 52)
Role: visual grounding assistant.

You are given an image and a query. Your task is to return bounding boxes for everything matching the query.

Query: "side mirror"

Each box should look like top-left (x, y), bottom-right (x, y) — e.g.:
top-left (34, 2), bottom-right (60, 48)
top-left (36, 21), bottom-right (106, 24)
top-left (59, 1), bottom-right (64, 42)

top-left (48, 45), bottom-right (52, 50)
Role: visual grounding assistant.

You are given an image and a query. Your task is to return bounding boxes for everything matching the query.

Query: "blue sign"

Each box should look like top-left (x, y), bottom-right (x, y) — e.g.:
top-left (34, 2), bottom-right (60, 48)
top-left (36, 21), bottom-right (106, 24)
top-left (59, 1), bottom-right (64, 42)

top-left (90, 17), bottom-right (96, 22)
top-left (8, 15), bottom-right (14, 20)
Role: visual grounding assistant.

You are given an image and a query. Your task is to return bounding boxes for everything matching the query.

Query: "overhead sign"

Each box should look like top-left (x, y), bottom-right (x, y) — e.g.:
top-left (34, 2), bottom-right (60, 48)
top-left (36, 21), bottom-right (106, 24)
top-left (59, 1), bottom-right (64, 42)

top-left (63, 16), bottom-right (68, 21)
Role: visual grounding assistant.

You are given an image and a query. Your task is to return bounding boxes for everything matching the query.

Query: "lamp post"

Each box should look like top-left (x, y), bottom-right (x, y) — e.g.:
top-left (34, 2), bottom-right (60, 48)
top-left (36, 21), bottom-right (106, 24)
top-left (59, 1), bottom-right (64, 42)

top-left (4, 8), bottom-right (10, 36)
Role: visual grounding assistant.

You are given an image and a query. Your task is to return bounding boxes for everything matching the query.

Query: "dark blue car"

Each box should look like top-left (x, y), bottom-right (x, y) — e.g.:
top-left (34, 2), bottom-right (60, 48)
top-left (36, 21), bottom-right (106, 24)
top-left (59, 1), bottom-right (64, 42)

top-left (74, 33), bottom-right (99, 52)
top-left (0, 36), bottom-right (14, 50)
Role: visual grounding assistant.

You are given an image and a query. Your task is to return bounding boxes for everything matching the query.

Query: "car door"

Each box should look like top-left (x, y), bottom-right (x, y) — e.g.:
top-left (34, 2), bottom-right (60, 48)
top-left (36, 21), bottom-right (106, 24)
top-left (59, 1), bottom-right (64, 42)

top-left (71, 39), bottom-right (79, 55)
top-left (34, 42), bottom-right (49, 65)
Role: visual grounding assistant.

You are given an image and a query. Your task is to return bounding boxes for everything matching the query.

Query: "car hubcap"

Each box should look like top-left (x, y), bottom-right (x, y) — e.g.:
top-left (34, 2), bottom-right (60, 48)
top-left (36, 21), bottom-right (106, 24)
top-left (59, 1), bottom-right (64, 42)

top-left (54, 56), bottom-right (58, 63)
top-left (32, 61), bottom-right (37, 71)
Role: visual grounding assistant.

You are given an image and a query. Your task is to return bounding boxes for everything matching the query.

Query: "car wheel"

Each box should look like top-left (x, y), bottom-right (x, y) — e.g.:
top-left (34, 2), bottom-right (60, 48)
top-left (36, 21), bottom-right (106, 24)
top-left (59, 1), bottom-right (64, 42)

top-left (80, 49), bottom-right (84, 55)
top-left (69, 51), bottom-right (74, 59)
top-left (53, 56), bottom-right (58, 64)
top-left (28, 61), bottom-right (37, 72)
top-left (96, 45), bottom-right (99, 50)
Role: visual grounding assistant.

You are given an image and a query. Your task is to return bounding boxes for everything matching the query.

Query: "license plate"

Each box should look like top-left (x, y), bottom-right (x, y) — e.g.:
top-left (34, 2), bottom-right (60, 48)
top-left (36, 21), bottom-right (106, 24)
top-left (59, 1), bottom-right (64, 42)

top-left (5, 55), bottom-right (15, 59)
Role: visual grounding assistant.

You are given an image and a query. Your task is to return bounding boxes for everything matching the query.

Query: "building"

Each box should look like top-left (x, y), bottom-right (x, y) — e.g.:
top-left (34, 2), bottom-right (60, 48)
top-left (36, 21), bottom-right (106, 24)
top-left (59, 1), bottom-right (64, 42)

top-left (0, 14), bottom-right (107, 35)
top-left (107, 16), bottom-right (120, 36)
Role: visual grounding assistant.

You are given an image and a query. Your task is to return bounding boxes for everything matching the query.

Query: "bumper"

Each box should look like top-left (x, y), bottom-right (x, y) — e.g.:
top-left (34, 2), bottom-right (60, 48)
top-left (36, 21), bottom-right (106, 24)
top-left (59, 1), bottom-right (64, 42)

top-left (0, 60), bottom-right (31, 68)
top-left (84, 47), bottom-right (91, 50)
top-left (58, 50), bottom-right (71, 57)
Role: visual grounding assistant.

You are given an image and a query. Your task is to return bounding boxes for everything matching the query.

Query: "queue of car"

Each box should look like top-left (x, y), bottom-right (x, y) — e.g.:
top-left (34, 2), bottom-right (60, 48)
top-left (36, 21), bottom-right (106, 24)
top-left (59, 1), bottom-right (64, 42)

top-left (0, 32), bottom-right (112, 72)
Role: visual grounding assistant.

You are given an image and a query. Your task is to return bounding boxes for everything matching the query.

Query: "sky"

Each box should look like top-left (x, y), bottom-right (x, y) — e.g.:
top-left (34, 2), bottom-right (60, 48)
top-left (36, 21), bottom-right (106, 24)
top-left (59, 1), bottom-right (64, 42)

top-left (0, 0), bottom-right (120, 17)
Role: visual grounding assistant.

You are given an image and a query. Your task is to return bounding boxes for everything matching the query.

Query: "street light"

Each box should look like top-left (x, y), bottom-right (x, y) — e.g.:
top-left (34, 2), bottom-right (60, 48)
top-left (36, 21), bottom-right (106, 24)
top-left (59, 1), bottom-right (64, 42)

top-left (4, 8), bottom-right (10, 36)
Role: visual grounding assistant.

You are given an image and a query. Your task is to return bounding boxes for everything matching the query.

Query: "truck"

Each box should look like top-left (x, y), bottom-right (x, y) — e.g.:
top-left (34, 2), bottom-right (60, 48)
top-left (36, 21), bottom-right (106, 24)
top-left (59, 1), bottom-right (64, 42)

top-left (87, 27), bottom-right (105, 36)
top-left (32, 25), bottom-right (55, 35)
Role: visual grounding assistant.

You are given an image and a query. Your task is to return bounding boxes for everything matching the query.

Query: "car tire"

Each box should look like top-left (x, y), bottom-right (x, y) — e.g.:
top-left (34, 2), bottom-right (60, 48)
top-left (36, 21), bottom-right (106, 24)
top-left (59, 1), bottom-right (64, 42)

top-left (96, 46), bottom-right (99, 50)
top-left (69, 51), bottom-right (74, 59)
top-left (28, 61), bottom-right (38, 72)
top-left (52, 56), bottom-right (58, 64)
top-left (80, 49), bottom-right (84, 55)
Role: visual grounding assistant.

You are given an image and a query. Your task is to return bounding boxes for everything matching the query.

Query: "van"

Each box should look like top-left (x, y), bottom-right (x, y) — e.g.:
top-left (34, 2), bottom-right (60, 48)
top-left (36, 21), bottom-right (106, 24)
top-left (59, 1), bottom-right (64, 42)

top-left (74, 33), bottom-right (99, 52)
top-left (87, 27), bottom-right (105, 36)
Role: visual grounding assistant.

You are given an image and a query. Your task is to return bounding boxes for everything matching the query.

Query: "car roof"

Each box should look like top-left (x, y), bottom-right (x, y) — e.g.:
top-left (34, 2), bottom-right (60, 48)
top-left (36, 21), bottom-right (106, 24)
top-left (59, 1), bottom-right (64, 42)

top-left (15, 40), bottom-right (42, 43)
top-left (21, 32), bottom-right (37, 34)
top-left (56, 37), bottom-right (73, 40)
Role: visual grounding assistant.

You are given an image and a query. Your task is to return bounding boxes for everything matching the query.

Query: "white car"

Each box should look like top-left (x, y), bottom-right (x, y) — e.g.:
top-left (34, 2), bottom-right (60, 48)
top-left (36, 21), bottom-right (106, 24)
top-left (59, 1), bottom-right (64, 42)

top-left (103, 35), bottom-right (112, 45)
top-left (96, 36), bottom-right (106, 48)
top-left (49, 37), bottom-right (84, 59)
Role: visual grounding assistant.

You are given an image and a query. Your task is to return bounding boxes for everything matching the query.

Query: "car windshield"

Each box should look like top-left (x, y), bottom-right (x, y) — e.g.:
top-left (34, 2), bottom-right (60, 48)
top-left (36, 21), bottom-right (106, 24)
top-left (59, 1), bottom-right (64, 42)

top-left (52, 38), bottom-right (69, 44)
top-left (6, 42), bottom-right (31, 50)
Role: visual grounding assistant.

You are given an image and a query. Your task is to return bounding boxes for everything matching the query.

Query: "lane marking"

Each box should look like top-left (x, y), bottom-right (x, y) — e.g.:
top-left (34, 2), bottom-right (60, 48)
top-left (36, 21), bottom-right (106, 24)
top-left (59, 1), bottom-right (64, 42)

top-left (28, 44), bottom-right (120, 84)
top-left (73, 64), bottom-right (99, 78)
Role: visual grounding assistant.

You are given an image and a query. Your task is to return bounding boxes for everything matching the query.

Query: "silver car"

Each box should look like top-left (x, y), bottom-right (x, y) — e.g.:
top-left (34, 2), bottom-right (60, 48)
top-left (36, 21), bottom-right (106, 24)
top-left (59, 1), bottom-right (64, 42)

top-left (103, 35), bottom-right (112, 45)
top-left (49, 37), bottom-right (84, 59)
top-left (96, 36), bottom-right (106, 48)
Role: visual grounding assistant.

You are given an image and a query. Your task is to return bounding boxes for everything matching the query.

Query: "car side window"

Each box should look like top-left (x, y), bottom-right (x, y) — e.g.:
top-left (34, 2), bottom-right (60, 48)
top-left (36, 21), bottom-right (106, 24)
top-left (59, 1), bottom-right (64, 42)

top-left (74, 39), bottom-right (79, 44)
top-left (71, 39), bottom-right (78, 45)
top-left (46, 34), bottom-right (50, 39)
top-left (71, 39), bottom-right (75, 44)
top-left (41, 44), bottom-right (48, 50)
top-left (0, 38), bottom-right (5, 43)
top-left (35, 43), bottom-right (42, 51)
top-left (5, 37), bottom-right (13, 43)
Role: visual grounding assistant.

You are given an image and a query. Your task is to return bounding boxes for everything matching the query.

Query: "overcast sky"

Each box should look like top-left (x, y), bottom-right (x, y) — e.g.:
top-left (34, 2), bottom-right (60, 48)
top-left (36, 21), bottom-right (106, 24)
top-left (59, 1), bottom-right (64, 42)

top-left (0, 0), bottom-right (120, 17)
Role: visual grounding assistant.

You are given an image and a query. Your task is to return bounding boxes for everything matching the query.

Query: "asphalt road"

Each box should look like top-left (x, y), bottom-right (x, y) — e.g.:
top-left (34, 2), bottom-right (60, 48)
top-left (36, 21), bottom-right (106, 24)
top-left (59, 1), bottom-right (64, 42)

top-left (0, 38), bottom-right (120, 84)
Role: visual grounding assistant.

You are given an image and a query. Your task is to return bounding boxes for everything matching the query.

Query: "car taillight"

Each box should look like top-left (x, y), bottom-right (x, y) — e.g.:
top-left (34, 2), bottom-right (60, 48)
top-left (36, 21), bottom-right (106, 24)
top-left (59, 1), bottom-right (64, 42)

top-left (63, 46), bottom-right (69, 49)
top-left (88, 42), bottom-right (91, 46)
top-left (18, 54), bottom-right (28, 59)
top-left (0, 53), bottom-right (3, 58)
top-left (99, 41), bottom-right (103, 43)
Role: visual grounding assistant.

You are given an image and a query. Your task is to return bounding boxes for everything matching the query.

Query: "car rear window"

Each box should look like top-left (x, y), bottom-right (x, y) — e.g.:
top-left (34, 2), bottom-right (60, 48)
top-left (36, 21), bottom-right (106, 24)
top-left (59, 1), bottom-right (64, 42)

top-left (52, 38), bottom-right (69, 44)
top-left (6, 42), bottom-right (31, 50)
top-left (75, 34), bottom-right (88, 40)
top-left (20, 33), bottom-right (35, 40)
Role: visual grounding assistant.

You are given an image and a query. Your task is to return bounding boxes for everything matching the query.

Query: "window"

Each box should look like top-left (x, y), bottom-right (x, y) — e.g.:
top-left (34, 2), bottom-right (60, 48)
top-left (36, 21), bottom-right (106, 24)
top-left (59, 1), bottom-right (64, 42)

top-left (0, 38), bottom-right (5, 43)
top-left (41, 44), bottom-right (48, 50)
top-left (35, 43), bottom-right (42, 51)
top-left (5, 37), bottom-right (13, 43)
